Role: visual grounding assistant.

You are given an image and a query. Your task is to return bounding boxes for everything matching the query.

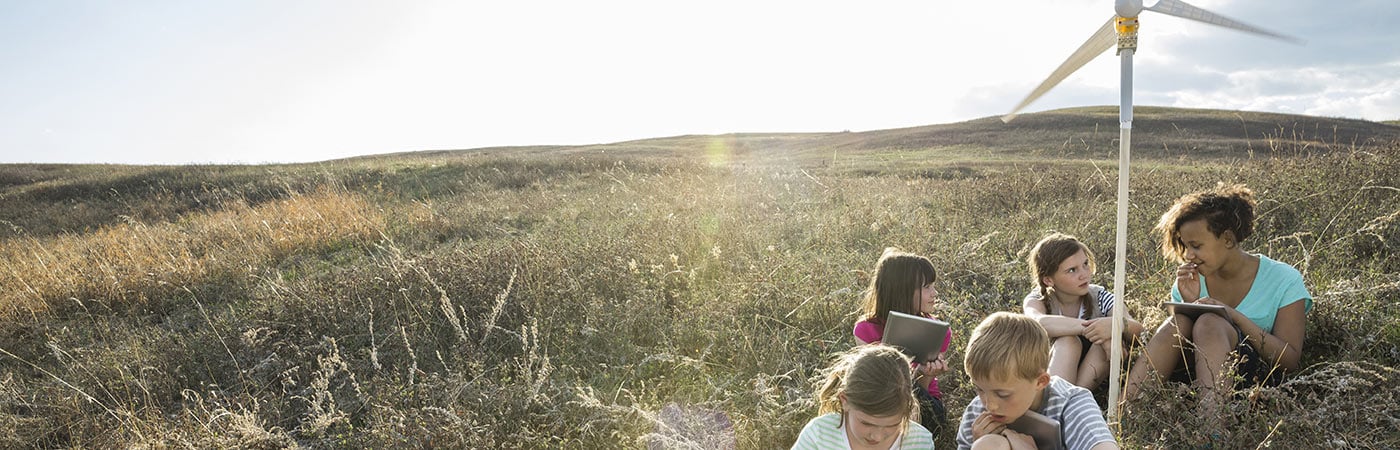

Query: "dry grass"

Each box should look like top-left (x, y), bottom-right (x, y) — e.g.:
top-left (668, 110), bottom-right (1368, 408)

top-left (0, 119), bottom-right (1397, 448)
top-left (0, 187), bottom-right (384, 318)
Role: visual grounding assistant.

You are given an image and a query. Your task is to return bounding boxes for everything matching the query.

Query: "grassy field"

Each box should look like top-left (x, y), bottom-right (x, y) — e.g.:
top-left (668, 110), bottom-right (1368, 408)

top-left (1, 107), bottom-right (1398, 448)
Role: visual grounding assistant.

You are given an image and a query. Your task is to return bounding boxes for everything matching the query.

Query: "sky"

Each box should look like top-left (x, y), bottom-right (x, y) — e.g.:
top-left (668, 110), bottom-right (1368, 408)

top-left (3, 0), bottom-right (1398, 165)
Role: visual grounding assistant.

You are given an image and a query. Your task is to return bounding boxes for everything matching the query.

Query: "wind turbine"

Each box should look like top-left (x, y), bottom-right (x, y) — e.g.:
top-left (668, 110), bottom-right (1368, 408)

top-left (1000, 0), bottom-right (1299, 421)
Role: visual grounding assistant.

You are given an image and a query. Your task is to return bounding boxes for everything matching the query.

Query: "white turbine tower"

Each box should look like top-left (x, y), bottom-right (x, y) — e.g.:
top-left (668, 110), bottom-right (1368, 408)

top-left (1001, 0), bottom-right (1299, 421)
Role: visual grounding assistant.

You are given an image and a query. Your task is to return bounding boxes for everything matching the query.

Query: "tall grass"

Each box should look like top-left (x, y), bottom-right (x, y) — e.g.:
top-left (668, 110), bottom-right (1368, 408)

top-left (0, 188), bottom-right (383, 319)
top-left (0, 136), bottom-right (1397, 448)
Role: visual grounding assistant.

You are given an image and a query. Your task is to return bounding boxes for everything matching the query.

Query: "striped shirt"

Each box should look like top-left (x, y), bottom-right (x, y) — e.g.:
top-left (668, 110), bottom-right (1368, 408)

top-left (955, 376), bottom-right (1115, 450)
top-left (792, 413), bottom-right (935, 449)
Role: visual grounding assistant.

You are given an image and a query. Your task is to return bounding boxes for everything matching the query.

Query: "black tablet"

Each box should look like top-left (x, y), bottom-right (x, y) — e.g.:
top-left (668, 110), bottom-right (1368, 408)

top-left (880, 311), bottom-right (949, 364)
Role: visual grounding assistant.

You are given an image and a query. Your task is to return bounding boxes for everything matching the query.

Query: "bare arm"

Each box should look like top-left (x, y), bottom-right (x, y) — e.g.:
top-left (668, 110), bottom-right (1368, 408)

top-left (1023, 296), bottom-right (1088, 337)
top-left (1123, 313), bottom-right (1145, 338)
top-left (1106, 308), bottom-right (1145, 339)
top-left (1082, 314), bottom-right (1145, 345)
top-left (1113, 316), bottom-right (1146, 341)
top-left (1238, 300), bottom-right (1307, 370)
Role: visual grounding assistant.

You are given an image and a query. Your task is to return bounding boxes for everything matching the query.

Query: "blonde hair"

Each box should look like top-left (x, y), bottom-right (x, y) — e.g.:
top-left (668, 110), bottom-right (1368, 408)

top-left (1155, 183), bottom-right (1257, 262)
top-left (815, 345), bottom-right (919, 426)
top-left (1027, 233), bottom-right (1100, 319)
top-left (861, 248), bottom-right (937, 323)
top-left (964, 312), bottom-right (1050, 382)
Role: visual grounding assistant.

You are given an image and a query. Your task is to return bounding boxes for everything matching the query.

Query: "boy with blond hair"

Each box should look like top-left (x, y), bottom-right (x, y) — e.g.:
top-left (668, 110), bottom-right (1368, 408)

top-left (956, 312), bottom-right (1118, 450)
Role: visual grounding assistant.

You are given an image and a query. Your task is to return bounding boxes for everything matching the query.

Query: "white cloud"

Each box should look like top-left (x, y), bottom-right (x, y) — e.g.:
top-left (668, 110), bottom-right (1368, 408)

top-left (1151, 61), bottom-right (1400, 121)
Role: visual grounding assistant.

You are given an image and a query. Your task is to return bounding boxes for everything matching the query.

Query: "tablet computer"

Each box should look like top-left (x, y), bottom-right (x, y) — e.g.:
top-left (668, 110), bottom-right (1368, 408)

top-left (1008, 410), bottom-right (1063, 450)
top-left (1162, 301), bottom-right (1228, 318)
top-left (880, 311), bottom-right (949, 364)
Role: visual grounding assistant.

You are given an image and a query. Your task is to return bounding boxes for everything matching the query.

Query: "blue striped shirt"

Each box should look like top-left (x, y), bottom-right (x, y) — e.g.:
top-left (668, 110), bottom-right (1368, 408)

top-left (956, 376), bottom-right (1115, 450)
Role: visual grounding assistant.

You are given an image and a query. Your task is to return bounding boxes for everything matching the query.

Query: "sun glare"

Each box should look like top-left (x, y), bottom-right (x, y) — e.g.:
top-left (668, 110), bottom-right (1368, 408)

top-left (705, 137), bottom-right (733, 167)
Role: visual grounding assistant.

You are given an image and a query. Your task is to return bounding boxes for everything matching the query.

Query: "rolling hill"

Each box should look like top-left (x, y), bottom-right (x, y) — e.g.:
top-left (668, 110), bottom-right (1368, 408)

top-left (355, 106), bottom-right (1400, 166)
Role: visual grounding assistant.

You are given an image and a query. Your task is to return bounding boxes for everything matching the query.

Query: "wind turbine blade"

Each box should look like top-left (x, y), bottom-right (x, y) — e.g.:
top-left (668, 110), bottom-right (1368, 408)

top-left (1146, 0), bottom-right (1303, 44)
top-left (1003, 17), bottom-right (1117, 123)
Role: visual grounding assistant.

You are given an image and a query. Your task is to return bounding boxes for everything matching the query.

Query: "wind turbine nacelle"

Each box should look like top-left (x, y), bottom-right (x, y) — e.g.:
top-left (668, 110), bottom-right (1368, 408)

top-left (1115, 0), bottom-right (1144, 18)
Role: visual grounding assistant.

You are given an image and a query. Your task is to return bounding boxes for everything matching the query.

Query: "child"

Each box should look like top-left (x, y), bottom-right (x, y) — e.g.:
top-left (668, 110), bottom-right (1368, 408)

top-left (1123, 184), bottom-right (1311, 422)
top-left (852, 248), bottom-right (952, 436)
top-left (956, 312), bottom-right (1118, 450)
top-left (793, 345), bottom-right (936, 450)
top-left (1022, 233), bottom-right (1144, 390)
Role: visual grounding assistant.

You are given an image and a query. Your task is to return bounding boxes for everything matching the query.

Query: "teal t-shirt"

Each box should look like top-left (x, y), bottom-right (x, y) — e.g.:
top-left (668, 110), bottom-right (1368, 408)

top-left (1170, 254), bottom-right (1312, 333)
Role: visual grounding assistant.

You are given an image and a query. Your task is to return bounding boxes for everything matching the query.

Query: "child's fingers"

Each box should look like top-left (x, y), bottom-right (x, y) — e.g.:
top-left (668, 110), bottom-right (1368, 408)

top-left (1082, 320), bottom-right (1111, 341)
top-left (1003, 430), bottom-right (1036, 450)
top-left (972, 418), bottom-right (1000, 438)
top-left (971, 414), bottom-right (993, 437)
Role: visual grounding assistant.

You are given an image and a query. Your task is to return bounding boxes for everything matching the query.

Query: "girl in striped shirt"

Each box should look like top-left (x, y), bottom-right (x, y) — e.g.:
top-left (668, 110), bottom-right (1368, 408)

top-left (793, 345), bottom-right (935, 449)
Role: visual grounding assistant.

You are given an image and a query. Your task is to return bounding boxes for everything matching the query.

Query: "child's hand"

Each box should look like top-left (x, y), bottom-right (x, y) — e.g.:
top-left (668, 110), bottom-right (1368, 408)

top-left (1003, 429), bottom-right (1039, 450)
top-left (971, 412), bottom-right (1006, 439)
top-left (928, 353), bottom-right (949, 376)
top-left (1081, 318), bottom-right (1114, 345)
top-left (1194, 296), bottom-right (1224, 306)
top-left (1193, 297), bottom-right (1239, 323)
top-left (914, 358), bottom-right (944, 390)
top-left (1176, 262), bottom-right (1202, 301)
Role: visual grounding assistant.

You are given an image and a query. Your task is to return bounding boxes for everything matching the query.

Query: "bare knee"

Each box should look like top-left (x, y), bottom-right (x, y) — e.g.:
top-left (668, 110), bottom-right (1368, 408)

top-left (1053, 335), bottom-right (1083, 354)
top-left (1167, 313), bottom-right (1196, 341)
top-left (1076, 344), bottom-right (1111, 388)
top-left (971, 434), bottom-right (1012, 450)
top-left (1192, 313), bottom-right (1235, 346)
top-left (1085, 343), bottom-right (1110, 365)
